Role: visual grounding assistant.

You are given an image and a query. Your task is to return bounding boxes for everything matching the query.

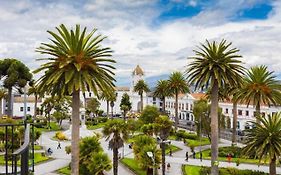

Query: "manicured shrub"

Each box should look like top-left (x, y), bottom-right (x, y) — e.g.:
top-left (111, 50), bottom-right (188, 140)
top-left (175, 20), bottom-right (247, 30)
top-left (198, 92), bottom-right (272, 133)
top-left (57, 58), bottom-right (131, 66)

top-left (55, 131), bottom-right (68, 141)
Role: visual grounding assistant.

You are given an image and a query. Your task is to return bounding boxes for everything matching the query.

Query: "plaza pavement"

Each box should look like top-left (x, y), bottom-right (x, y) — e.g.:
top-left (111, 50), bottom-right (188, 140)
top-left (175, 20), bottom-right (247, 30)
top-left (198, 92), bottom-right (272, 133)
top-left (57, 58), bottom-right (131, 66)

top-left (2, 121), bottom-right (279, 175)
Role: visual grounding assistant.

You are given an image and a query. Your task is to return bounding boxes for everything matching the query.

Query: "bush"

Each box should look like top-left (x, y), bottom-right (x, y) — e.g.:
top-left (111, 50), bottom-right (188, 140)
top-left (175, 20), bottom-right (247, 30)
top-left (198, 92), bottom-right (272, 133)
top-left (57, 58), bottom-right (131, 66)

top-left (199, 166), bottom-right (267, 175)
top-left (217, 146), bottom-right (241, 158)
top-left (55, 131), bottom-right (68, 141)
top-left (175, 130), bottom-right (198, 140)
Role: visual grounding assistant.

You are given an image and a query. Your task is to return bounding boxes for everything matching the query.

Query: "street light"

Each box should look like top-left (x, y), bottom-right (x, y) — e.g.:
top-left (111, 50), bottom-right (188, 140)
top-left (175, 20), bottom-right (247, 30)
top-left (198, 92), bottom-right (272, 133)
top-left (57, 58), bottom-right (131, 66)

top-left (146, 151), bottom-right (155, 175)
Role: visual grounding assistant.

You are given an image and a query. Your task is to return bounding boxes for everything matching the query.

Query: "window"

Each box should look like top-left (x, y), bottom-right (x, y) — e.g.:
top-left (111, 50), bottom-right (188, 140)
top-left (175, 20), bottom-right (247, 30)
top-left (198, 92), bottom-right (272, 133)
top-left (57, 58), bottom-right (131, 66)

top-left (186, 103), bottom-right (189, 110)
top-left (238, 110), bottom-right (242, 115)
top-left (20, 107), bottom-right (23, 112)
top-left (237, 121), bottom-right (240, 129)
top-left (27, 107), bottom-right (30, 112)
top-left (190, 104), bottom-right (193, 110)
top-left (246, 110), bottom-right (249, 116)
top-left (225, 108), bottom-right (228, 114)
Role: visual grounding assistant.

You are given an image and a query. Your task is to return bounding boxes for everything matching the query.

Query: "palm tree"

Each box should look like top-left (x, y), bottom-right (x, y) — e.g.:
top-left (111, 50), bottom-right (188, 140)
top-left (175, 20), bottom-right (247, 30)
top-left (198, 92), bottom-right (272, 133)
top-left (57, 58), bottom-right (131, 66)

top-left (28, 80), bottom-right (38, 119)
top-left (168, 72), bottom-right (189, 129)
top-left (243, 113), bottom-right (281, 175)
top-left (99, 91), bottom-right (116, 118)
top-left (134, 80), bottom-right (149, 112)
top-left (0, 88), bottom-right (7, 117)
top-left (102, 120), bottom-right (129, 175)
top-left (34, 24), bottom-right (116, 175)
top-left (153, 80), bottom-right (171, 113)
top-left (186, 39), bottom-right (244, 175)
top-left (236, 65), bottom-right (281, 122)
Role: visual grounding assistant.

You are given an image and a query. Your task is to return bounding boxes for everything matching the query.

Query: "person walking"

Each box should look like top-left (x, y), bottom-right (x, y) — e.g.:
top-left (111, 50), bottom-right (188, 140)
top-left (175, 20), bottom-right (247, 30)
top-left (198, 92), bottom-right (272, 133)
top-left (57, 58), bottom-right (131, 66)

top-left (192, 151), bottom-right (196, 159)
top-left (185, 151), bottom-right (188, 161)
top-left (57, 141), bottom-right (61, 149)
top-left (169, 149), bottom-right (172, 156)
top-left (167, 163), bottom-right (171, 172)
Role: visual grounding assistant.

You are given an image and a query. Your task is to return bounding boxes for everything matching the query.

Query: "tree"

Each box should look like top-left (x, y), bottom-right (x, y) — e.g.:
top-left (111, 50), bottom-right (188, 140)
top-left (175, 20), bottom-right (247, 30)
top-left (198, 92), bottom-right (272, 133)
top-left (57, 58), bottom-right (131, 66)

top-left (0, 88), bottom-right (7, 117)
top-left (134, 80), bottom-right (149, 112)
top-left (99, 91), bottom-right (116, 118)
top-left (102, 120), bottom-right (129, 175)
top-left (41, 97), bottom-right (55, 129)
top-left (119, 93), bottom-right (132, 120)
top-left (140, 105), bottom-right (159, 124)
top-left (168, 72), bottom-right (189, 129)
top-left (86, 98), bottom-right (101, 117)
top-left (28, 80), bottom-right (39, 119)
top-left (153, 80), bottom-right (171, 113)
top-left (154, 116), bottom-right (173, 175)
top-left (187, 39), bottom-right (244, 175)
top-left (236, 65), bottom-right (281, 122)
top-left (0, 58), bottom-right (32, 116)
top-left (243, 113), bottom-right (281, 175)
top-left (34, 24), bottom-right (115, 175)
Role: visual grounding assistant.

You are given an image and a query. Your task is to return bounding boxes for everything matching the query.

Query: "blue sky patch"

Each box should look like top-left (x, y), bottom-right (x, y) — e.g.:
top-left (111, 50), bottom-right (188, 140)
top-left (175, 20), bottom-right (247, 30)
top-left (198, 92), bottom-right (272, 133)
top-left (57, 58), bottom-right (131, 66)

top-left (238, 3), bottom-right (273, 20)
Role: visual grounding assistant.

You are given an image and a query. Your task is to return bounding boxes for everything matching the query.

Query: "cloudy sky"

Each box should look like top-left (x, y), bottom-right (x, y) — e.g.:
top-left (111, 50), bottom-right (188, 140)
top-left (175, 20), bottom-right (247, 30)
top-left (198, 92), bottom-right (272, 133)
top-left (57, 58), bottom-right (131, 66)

top-left (0, 0), bottom-right (280, 86)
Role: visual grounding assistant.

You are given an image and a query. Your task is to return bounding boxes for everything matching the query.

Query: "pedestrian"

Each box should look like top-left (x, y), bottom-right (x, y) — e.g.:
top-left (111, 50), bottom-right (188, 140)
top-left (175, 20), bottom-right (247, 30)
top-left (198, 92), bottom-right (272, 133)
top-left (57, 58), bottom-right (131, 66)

top-left (185, 151), bottom-right (188, 161)
top-left (227, 153), bottom-right (232, 163)
top-left (167, 163), bottom-right (171, 171)
top-left (200, 151), bottom-right (202, 162)
top-left (57, 141), bottom-right (61, 149)
top-left (47, 148), bottom-right (53, 155)
top-left (169, 149), bottom-right (172, 156)
top-left (193, 151), bottom-right (196, 159)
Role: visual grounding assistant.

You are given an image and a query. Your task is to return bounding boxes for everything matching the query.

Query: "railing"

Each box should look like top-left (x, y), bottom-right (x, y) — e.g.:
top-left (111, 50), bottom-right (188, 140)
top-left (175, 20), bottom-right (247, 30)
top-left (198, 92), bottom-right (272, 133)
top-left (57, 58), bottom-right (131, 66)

top-left (0, 123), bottom-right (34, 175)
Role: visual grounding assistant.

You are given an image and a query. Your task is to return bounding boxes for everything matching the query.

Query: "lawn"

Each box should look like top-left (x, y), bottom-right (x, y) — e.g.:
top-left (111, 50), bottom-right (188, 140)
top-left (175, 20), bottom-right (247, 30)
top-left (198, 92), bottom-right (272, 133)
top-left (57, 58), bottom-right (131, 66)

top-left (35, 122), bottom-right (62, 132)
top-left (165, 144), bottom-right (182, 154)
top-left (120, 158), bottom-right (146, 175)
top-left (86, 122), bottom-right (106, 130)
top-left (186, 138), bottom-right (210, 147)
top-left (57, 166), bottom-right (70, 175)
top-left (34, 145), bottom-right (42, 150)
top-left (0, 152), bottom-right (50, 165)
top-left (182, 165), bottom-right (268, 175)
top-left (195, 148), bottom-right (263, 164)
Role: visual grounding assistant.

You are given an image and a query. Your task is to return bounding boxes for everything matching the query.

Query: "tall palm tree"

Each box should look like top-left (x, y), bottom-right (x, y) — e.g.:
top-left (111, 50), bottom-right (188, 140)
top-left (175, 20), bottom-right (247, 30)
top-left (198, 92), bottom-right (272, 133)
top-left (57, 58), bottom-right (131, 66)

top-left (34, 24), bottom-right (116, 175)
top-left (0, 88), bottom-right (7, 117)
top-left (153, 80), bottom-right (171, 113)
top-left (168, 72), bottom-right (189, 129)
top-left (243, 113), bottom-right (281, 175)
top-left (28, 80), bottom-right (39, 119)
top-left (134, 80), bottom-right (149, 112)
top-left (99, 90), bottom-right (116, 118)
top-left (236, 65), bottom-right (281, 122)
top-left (103, 120), bottom-right (129, 175)
top-left (186, 39), bottom-right (244, 175)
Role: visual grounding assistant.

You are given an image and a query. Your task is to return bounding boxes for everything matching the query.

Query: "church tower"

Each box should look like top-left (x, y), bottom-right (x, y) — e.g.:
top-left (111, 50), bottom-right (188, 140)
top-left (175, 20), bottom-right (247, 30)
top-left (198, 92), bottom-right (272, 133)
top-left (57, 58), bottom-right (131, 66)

top-left (131, 65), bottom-right (144, 91)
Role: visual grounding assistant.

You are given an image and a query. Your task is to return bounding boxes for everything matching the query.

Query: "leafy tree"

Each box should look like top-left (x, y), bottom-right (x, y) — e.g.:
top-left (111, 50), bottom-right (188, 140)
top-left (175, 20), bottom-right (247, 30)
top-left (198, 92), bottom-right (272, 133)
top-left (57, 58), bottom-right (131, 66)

top-left (187, 39), bottom-right (244, 175)
top-left (243, 113), bottom-right (281, 175)
top-left (41, 97), bottom-right (55, 129)
top-left (134, 80), bottom-right (149, 112)
top-left (132, 135), bottom-right (161, 175)
top-left (34, 24), bottom-right (115, 175)
top-left (140, 123), bottom-right (155, 136)
top-left (102, 120), bottom-right (129, 175)
top-left (153, 80), bottom-right (171, 113)
top-left (154, 116), bottom-right (173, 175)
top-left (86, 98), bottom-right (101, 117)
top-left (140, 105), bottom-right (159, 124)
top-left (236, 65), bottom-right (281, 122)
top-left (0, 58), bottom-right (32, 116)
top-left (119, 93), bottom-right (132, 120)
top-left (168, 72), bottom-right (189, 129)
top-left (0, 88), bottom-right (7, 117)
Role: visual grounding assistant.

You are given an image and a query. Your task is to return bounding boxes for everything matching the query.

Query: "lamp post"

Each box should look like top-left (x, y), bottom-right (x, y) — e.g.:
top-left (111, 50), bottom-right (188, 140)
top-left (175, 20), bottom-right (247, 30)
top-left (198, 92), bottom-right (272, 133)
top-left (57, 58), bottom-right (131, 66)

top-left (147, 151), bottom-right (155, 175)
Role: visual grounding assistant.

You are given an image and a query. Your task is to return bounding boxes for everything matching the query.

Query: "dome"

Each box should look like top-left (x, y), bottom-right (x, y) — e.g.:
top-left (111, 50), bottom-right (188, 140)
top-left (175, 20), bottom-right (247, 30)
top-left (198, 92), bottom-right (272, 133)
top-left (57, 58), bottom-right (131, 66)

top-left (132, 65), bottom-right (144, 75)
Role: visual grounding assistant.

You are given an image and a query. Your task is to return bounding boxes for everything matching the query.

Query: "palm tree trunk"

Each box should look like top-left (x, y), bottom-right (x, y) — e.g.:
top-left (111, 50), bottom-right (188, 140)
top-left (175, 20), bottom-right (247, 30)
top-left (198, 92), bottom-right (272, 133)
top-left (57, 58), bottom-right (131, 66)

top-left (210, 81), bottom-right (219, 175)
top-left (175, 92), bottom-right (179, 130)
top-left (256, 103), bottom-right (261, 123)
top-left (106, 100), bottom-right (109, 118)
top-left (113, 147), bottom-right (118, 175)
top-left (140, 93), bottom-right (143, 112)
top-left (71, 90), bottom-right (80, 175)
top-left (111, 105), bottom-right (114, 119)
top-left (161, 142), bottom-right (166, 175)
top-left (163, 97), bottom-right (166, 113)
top-left (270, 157), bottom-right (276, 175)
top-left (0, 99), bottom-right (2, 117)
top-left (232, 101), bottom-right (238, 145)
top-left (34, 94), bottom-right (38, 119)
top-left (7, 88), bottom-right (12, 117)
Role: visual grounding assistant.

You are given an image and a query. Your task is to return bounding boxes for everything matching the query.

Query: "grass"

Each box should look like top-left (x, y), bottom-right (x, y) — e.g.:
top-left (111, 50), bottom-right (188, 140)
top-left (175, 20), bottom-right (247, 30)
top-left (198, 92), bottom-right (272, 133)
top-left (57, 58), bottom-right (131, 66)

top-left (196, 148), bottom-right (263, 165)
top-left (186, 138), bottom-right (210, 147)
top-left (0, 152), bottom-right (50, 165)
top-left (57, 166), bottom-right (70, 175)
top-left (165, 144), bottom-right (182, 154)
top-left (34, 145), bottom-right (42, 150)
top-left (120, 158), bottom-right (146, 175)
top-left (182, 165), bottom-right (269, 175)
top-left (35, 122), bottom-right (62, 132)
top-left (86, 122), bottom-right (106, 130)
